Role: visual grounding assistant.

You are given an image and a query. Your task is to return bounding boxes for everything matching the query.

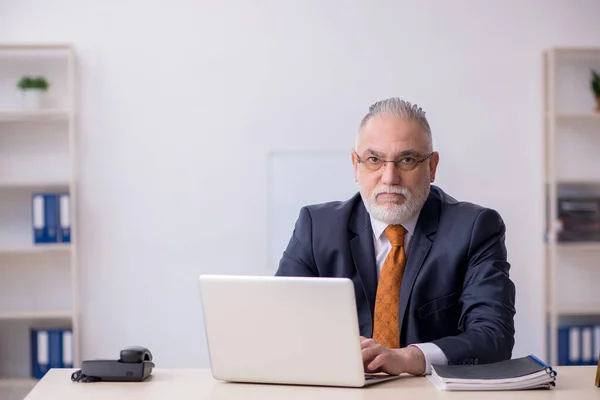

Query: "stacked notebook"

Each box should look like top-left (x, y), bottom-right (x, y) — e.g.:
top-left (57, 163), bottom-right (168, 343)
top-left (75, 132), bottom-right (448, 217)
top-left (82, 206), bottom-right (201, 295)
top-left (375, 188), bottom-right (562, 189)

top-left (428, 355), bottom-right (557, 391)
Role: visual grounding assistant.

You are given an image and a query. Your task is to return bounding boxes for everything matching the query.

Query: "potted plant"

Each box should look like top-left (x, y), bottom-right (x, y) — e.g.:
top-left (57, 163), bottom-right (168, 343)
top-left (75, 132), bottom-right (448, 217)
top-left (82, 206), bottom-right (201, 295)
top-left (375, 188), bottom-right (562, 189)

top-left (591, 69), bottom-right (600, 112)
top-left (17, 75), bottom-right (49, 109)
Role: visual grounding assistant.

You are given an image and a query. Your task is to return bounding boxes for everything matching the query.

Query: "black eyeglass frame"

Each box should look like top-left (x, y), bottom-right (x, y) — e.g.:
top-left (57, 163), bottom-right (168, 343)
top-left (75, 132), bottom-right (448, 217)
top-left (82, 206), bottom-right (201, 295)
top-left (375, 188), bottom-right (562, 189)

top-left (354, 151), bottom-right (435, 172)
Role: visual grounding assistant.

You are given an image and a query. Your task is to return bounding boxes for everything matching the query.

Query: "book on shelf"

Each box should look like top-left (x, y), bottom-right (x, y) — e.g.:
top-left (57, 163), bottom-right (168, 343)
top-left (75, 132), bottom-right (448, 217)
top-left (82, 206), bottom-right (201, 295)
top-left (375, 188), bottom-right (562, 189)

top-left (428, 355), bottom-right (556, 391)
top-left (31, 192), bottom-right (71, 245)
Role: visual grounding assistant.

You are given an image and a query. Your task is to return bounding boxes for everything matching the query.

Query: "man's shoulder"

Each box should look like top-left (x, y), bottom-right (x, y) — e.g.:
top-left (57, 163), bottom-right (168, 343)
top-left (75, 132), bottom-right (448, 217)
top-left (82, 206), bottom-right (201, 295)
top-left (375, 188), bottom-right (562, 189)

top-left (432, 185), bottom-right (504, 224)
top-left (301, 192), bottom-right (362, 219)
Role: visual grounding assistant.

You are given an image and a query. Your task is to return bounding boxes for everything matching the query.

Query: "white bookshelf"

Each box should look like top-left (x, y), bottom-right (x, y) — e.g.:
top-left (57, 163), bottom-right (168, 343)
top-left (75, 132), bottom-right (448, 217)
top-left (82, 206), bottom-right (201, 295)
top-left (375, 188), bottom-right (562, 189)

top-left (543, 47), bottom-right (600, 366)
top-left (0, 43), bottom-right (78, 400)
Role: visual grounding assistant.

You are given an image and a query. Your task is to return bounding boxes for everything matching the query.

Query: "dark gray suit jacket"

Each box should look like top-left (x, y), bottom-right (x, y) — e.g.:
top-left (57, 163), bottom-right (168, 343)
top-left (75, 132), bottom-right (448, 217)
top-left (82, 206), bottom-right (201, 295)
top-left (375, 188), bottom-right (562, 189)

top-left (275, 185), bottom-right (516, 366)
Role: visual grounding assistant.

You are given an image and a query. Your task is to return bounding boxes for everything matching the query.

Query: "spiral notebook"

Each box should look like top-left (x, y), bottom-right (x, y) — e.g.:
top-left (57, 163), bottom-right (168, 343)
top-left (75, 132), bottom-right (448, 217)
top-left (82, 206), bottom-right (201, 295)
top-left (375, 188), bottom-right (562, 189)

top-left (428, 355), bottom-right (557, 391)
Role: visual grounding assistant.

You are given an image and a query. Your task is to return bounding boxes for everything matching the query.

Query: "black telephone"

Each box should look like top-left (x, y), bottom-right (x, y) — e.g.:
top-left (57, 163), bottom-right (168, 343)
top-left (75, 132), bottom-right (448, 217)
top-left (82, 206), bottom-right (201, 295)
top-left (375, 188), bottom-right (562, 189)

top-left (71, 346), bottom-right (155, 382)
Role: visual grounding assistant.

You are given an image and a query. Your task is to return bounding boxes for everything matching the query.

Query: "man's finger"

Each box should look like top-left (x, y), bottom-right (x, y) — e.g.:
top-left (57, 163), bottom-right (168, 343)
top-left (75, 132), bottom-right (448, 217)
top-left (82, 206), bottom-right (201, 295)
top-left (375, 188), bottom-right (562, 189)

top-left (360, 338), bottom-right (378, 349)
top-left (362, 345), bottom-right (383, 362)
top-left (368, 353), bottom-right (387, 373)
top-left (364, 363), bottom-right (382, 374)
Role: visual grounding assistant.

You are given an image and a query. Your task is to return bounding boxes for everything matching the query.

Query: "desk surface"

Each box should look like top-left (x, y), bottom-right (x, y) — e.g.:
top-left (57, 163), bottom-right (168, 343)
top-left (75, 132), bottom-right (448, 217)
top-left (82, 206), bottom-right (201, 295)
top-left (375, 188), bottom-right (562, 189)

top-left (24, 367), bottom-right (599, 399)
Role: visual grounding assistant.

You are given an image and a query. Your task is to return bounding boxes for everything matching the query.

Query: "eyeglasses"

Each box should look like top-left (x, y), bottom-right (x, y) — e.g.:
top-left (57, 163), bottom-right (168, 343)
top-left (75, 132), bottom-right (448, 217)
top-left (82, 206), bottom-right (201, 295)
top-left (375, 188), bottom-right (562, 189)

top-left (355, 151), bottom-right (434, 172)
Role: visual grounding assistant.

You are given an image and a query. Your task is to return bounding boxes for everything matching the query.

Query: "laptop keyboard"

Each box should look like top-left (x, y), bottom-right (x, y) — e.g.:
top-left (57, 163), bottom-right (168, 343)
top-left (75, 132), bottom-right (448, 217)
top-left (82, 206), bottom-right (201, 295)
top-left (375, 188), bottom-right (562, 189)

top-left (365, 373), bottom-right (397, 381)
top-left (365, 374), bottom-right (386, 380)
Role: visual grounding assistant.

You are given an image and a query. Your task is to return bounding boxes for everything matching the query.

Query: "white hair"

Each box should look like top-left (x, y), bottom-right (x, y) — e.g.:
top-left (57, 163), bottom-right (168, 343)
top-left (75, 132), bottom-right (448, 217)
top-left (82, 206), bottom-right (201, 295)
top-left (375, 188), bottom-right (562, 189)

top-left (362, 184), bottom-right (430, 225)
top-left (355, 98), bottom-right (433, 151)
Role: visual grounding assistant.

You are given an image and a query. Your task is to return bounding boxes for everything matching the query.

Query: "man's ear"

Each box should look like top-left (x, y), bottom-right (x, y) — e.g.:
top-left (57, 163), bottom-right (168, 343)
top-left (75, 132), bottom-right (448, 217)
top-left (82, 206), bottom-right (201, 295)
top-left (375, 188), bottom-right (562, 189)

top-left (429, 152), bottom-right (440, 182)
top-left (351, 151), bottom-right (359, 182)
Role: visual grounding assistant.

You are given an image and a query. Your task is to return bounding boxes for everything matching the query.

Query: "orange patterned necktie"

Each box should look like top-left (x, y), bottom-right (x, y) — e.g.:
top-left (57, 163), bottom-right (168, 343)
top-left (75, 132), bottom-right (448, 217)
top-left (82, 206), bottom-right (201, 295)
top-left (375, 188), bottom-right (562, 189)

top-left (372, 224), bottom-right (406, 348)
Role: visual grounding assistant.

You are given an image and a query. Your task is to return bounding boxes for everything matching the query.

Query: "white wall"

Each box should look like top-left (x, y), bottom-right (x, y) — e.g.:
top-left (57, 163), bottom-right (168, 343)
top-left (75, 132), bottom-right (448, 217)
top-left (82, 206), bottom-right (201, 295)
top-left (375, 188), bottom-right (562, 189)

top-left (2, 0), bottom-right (600, 368)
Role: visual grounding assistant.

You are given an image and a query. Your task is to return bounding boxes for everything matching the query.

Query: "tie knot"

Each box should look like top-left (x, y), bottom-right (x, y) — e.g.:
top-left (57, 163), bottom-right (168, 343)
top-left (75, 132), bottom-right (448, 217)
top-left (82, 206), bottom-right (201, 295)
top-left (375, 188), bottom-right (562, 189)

top-left (384, 225), bottom-right (405, 247)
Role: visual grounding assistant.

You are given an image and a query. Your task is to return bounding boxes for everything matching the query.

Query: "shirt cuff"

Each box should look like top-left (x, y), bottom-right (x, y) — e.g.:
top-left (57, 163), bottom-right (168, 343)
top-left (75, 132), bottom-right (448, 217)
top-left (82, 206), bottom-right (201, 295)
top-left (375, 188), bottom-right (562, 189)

top-left (409, 343), bottom-right (448, 375)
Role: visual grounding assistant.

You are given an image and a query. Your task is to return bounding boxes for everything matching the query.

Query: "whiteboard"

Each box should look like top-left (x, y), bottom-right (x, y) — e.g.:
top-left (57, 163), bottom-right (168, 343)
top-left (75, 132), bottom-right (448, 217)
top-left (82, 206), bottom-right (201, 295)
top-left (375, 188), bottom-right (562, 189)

top-left (267, 151), bottom-right (359, 270)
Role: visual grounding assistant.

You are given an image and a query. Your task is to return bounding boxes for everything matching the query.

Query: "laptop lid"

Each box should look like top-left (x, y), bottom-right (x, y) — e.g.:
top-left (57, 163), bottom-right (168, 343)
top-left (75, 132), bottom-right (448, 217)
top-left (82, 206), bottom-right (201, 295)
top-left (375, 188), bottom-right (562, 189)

top-left (198, 275), bottom-right (368, 387)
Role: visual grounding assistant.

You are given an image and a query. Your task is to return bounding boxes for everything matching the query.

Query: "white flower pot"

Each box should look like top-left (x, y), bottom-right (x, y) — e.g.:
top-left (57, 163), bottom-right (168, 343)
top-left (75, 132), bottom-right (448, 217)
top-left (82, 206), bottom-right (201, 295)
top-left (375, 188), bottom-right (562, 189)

top-left (22, 89), bottom-right (43, 109)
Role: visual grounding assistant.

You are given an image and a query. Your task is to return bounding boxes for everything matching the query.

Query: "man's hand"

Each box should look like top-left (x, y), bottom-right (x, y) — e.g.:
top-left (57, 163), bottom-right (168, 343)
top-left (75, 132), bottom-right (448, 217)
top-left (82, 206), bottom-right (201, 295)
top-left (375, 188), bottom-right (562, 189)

top-left (360, 337), bottom-right (426, 376)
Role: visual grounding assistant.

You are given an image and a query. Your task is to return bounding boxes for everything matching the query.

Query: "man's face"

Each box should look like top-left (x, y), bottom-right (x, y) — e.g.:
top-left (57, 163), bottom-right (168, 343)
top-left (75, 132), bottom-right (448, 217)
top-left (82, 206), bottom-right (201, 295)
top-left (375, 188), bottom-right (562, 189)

top-left (352, 115), bottom-right (439, 225)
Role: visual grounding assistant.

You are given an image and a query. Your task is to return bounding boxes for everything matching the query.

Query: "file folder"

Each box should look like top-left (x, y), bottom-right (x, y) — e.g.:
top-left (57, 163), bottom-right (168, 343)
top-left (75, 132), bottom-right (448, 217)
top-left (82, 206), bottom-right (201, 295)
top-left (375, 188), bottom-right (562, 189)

top-left (58, 193), bottom-right (71, 243)
top-left (30, 329), bottom-right (49, 379)
top-left (558, 326), bottom-right (569, 366)
top-left (594, 325), bottom-right (600, 364)
top-left (582, 326), bottom-right (593, 365)
top-left (48, 329), bottom-right (63, 369)
top-left (62, 329), bottom-right (73, 368)
top-left (569, 326), bottom-right (580, 365)
top-left (32, 194), bottom-right (45, 243)
top-left (557, 324), bottom-right (600, 366)
top-left (32, 194), bottom-right (59, 243)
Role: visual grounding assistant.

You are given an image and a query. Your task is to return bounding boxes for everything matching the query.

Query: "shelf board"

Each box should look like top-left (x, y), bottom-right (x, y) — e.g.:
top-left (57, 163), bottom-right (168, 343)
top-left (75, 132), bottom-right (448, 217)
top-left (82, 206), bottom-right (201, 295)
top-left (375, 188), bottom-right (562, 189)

top-left (556, 113), bottom-right (600, 121)
top-left (550, 47), bottom-right (600, 55)
top-left (0, 109), bottom-right (70, 122)
top-left (0, 43), bottom-right (72, 51)
top-left (0, 310), bottom-right (73, 320)
top-left (0, 377), bottom-right (38, 388)
top-left (550, 242), bottom-right (600, 251)
top-left (553, 304), bottom-right (600, 316)
top-left (0, 180), bottom-right (70, 190)
top-left (0, 244), bottom-right (71, 255)
top-left (546, 179), bottom-right (600, 186)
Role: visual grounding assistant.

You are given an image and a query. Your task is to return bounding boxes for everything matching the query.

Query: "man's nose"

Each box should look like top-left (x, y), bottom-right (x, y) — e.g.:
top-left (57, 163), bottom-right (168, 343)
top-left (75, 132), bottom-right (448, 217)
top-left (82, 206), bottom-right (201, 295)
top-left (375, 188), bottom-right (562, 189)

top-left (380, 162), bottom-right (401, 185)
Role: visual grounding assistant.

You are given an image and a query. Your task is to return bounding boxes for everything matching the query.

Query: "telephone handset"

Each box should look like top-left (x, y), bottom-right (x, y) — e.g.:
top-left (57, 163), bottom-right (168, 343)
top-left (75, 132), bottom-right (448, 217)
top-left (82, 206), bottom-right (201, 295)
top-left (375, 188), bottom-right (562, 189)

top-left (71, 345), bottom-right (155, 382)
top-left (119, 346), bottom-right (153, 364)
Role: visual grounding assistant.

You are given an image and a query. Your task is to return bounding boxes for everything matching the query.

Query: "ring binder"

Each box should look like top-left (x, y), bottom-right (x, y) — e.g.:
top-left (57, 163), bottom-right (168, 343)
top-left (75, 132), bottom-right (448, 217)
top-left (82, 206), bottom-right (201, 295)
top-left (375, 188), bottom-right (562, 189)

top-left (529, 354), bottom-right (557, 376)
top-left (429, 355), bottom-right (557, 391)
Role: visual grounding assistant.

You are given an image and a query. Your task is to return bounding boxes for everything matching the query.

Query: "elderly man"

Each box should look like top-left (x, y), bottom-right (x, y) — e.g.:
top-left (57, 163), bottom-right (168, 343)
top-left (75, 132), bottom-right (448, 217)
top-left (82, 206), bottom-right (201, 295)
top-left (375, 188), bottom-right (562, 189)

top-left (275, 98), bottom-right (516, 376)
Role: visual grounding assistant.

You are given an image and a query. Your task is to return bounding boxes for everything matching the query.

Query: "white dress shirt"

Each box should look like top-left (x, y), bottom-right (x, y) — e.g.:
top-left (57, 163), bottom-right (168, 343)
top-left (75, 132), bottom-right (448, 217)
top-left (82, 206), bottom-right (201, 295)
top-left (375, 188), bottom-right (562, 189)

top-left (369, 214), bottom-right (448, 375)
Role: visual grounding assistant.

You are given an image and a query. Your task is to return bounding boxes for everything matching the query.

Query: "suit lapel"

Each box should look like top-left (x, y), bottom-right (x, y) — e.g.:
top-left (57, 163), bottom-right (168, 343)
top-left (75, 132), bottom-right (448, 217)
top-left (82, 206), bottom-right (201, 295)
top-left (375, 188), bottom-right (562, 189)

top-left (398, 189), bottom-right (440, 342)
top-left (349, 200), bottom-right (378, 323)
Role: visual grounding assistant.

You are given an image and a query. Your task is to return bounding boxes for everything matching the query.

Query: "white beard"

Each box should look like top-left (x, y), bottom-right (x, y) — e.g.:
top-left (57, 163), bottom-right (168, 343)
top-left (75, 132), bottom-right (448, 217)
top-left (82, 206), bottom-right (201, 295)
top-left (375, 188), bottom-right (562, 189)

top-left (360, 183), bottom-right (430, 225)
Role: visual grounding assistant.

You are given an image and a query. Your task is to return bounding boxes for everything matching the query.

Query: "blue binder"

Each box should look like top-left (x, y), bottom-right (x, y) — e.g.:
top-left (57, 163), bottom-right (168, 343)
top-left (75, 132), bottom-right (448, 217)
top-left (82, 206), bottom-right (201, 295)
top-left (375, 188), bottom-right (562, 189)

top-left (594, 325), bottom-right (600, 366)
top-left (32, 194), bottom-right (59, 243)
top-left (581, 325), bottom-right (594, 365)
top-left (557, 324), bottom-right (599, 366)
top-left (48, 329), bottom-right (63, 369)
top-left (32, 194), bottom-right (45, 243)
top-left (61, 329), bottom-right (73, 368)
top-left (558, 326), bottom-right (569, 366)
top-left (30, 329), bottom-right (50, 379)
top-left (58, 193), bottom-right (71, 243)
top-left (31, 328), bottom-right (72, 377)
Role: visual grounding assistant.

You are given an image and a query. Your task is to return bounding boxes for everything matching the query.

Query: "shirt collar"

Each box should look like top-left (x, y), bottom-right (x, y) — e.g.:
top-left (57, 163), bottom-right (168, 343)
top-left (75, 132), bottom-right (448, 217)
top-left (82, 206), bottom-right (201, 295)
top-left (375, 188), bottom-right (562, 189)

top-left (369, 211), bottom-right (419, 241)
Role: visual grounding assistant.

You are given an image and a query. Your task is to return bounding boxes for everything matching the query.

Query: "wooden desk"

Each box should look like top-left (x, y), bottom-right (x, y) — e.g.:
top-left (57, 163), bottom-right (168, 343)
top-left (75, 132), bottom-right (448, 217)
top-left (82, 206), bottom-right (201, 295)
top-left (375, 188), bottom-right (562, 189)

top-left (24, 367), bottom-right (599, 399)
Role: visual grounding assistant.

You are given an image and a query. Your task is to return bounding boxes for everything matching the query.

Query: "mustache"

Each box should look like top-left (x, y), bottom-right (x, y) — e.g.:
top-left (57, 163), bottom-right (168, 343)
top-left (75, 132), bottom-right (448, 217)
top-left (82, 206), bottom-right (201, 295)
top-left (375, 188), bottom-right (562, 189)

top-left (372, 186), bottom-right (409, 197)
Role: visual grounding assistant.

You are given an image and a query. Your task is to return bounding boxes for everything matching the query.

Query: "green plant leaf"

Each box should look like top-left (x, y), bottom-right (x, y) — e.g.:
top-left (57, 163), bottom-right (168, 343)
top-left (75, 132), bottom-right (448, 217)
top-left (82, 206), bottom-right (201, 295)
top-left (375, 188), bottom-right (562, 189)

top-left (591, 69), bottom-right (600, 97)
top-left (17, 75), bottom-right (49, 90)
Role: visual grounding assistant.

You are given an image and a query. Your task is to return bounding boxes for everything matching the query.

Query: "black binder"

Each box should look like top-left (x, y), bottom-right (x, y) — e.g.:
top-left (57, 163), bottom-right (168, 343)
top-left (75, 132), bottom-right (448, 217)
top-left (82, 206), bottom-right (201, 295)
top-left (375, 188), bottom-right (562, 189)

top-left (429, 355), bottom-right (557, 391)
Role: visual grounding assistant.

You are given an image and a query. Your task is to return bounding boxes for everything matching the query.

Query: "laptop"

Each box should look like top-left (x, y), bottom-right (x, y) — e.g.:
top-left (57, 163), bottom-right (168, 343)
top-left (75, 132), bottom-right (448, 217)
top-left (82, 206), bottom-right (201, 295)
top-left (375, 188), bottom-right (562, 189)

top-left (198, 274), bottom-right (402, 387)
